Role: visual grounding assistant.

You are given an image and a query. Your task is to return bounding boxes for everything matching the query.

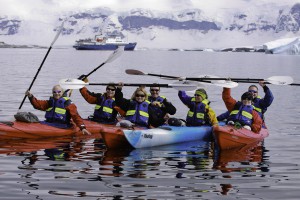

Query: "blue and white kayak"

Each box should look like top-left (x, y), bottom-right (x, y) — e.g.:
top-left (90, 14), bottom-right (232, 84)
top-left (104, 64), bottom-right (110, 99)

top-left (123, 125), bottom-right (213, 148)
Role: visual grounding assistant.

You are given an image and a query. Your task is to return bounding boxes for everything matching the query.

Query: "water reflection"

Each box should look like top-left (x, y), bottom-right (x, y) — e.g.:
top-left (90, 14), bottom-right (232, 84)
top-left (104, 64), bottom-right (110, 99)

top-left (213, 142), bottom-right (269, 195)
top-left (0, 135), bottom-right (271, 199)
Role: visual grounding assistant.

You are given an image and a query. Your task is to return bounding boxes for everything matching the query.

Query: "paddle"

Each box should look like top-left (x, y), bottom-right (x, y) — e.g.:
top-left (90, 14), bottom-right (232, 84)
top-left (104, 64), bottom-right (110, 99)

top-left (125, 69), bottom-right (294, 86)
top-left (18, 20), bottom-right (65, 110)
top-left (59, 79), bottom-right (198, 91)
top-left (67, 46), bottom-right (124, 96)
top-left (125, 69), bottom-right (239, 88)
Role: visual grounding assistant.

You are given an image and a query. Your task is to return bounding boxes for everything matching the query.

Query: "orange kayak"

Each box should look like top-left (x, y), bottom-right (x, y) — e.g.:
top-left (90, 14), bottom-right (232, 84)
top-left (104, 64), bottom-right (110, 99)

top-left (213, 125), bottom-right (269, 150)
top-left (0, 119), bottom-right (103, 139)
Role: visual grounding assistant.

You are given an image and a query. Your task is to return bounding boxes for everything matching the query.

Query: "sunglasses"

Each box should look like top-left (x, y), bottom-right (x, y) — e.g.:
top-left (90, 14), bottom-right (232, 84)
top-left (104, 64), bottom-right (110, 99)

top-left (136, 94), bottom-right (145, 98)
top-left (52, 90), bottom-right (61, 94)
top-left (248, 90), bottom-right (258, 93)
top-left (194, 94), bottom-right (201, 97)
top-left (150, 89), bottom-right (159, 92)
top-left (107, 88), bottom-right (115, 91)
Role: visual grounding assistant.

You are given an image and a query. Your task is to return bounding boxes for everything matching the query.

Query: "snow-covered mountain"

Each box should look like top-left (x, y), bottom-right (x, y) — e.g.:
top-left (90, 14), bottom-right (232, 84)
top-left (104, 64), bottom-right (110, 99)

top-left (0, 3), bottom-right (300, 49)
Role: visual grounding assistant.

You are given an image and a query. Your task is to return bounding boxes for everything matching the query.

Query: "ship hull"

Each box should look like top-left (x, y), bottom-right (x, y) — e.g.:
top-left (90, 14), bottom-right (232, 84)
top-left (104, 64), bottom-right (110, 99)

top-left (73, 42), bottom-right (137, 51)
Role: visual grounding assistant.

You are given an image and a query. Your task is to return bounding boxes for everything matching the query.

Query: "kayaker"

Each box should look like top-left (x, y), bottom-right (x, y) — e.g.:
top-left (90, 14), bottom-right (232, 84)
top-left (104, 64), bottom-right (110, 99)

top-left (222, 87), bottom-right (262, 133)
top-left (248, 81), bottom-right (274, 122)
top-left (147, 84), bottom-right (177, 122)
top-left (25, 85), bottom-right (90, 135)
top-left (217, 81), bottom-right (274, 124)
top-left (178, 88), bottom-right (218, 127)
top-left (114, 84), bottom-right (166, 128)
top-left (79, 83), bottom-right (119, 124)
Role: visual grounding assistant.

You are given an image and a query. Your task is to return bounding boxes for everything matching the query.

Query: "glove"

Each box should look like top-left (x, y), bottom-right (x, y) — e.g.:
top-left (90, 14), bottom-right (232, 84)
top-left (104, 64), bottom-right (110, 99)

top-left (243, 125), bottom-right (251, 131)
top-left (227, 121), bottom-right (234, 125)
top-left (152, 101), bottom-right (162, 107)
top-left (234, 122), bottom-right (242, 129)
top-left (78, 74), bottom-right (87, 81)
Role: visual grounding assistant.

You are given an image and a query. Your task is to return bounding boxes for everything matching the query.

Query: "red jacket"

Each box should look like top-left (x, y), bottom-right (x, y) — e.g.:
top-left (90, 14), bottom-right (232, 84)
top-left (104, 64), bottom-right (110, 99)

top-left (222, 88), bottom-right (262, 133)
top-left (29, 96), bottom-right (85, 128)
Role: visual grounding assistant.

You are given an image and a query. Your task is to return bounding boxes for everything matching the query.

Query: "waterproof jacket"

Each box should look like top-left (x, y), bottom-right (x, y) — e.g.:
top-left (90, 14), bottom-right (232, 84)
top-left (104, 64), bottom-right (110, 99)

top-left (148, 95), bottom-right (176, 118)
top-left (28, 95), bottom-right (85, 129)
top-left (222, 88), bottom-right (262, 133)
top-left (80, 87), bottom-right (118, 123)
top-left (178, 91), bottom-right (218, 126)
top-left (114, 88), bottom-right (165, 127)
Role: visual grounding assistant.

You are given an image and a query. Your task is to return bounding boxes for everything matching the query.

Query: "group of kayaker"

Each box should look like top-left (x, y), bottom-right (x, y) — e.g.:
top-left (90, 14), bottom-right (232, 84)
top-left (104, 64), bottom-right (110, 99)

top-left (25, 76), bottom-right (273, 135)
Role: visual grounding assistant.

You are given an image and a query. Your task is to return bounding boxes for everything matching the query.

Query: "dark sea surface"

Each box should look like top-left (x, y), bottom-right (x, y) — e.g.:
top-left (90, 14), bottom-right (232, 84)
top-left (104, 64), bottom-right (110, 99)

top-left (0, 48), bottom-right (300, 199)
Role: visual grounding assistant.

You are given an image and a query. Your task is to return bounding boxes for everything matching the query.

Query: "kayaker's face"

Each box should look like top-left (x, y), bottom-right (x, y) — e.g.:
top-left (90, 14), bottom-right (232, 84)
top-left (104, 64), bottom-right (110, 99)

top-left (52, 86), bottom-right (63, 100)
top-left (248, 86), bottom-right (258, 98)
top-left (106, 86), bottom-right (115, 98)
top-left (194, 94), bottom-right (203, 103)
top-left (150, 87), bottom-right (160, 98)
top-left (135, 92), bottom-right (146, 103)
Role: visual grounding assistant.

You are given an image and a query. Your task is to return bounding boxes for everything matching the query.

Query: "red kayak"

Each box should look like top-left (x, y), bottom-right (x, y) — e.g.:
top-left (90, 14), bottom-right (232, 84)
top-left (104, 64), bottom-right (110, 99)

top-left (0, 119), bottom-right (103, 139)
top-left (213, 125), bottom-right (269, 150)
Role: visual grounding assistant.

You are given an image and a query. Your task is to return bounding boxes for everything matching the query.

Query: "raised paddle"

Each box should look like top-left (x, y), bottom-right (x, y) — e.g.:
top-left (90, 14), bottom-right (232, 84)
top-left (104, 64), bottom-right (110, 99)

top-left (59, 79), bottom-right (198, 91)
top-left (18, 20), bottom-right (65, 110)
top-left (125, 69), bottom-right (294, 86)
top-left (67, 46), bottom-right (124, 97)
top-left (125, 69), bottom-right (239, 88)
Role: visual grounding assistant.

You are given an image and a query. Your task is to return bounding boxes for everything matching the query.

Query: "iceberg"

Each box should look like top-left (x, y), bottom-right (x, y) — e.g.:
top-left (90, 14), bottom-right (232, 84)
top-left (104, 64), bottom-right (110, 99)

top-left (263, 37), bottom-right (300, 55)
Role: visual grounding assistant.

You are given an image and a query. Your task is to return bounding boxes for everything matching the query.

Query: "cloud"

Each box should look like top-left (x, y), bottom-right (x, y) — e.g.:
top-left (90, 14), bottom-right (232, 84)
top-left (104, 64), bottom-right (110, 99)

top-left (0, 0), bottom-right (299, 21)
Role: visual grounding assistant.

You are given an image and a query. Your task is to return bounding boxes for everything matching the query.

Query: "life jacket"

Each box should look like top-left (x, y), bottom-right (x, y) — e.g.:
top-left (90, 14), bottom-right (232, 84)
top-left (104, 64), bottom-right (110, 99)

top-left (45, 97), bottom-right (71, 124)
top-left (148, 95), bottom-right (165, 118)
top-left (125, 100), bottom-right (150, 127)
top-left (93, 96), bottom-right (116, 122)
top-left (252, 96), bottom-right (264, 119)
top-left (227, 102), bottom-right (254, 126)
top-left (186, 97), bottom-right (209, 126)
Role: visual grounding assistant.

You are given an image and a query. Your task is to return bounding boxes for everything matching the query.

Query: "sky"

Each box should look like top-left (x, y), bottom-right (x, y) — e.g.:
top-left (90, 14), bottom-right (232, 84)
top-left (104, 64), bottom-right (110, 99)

top-left (0, 0), bottom-right (299, 21)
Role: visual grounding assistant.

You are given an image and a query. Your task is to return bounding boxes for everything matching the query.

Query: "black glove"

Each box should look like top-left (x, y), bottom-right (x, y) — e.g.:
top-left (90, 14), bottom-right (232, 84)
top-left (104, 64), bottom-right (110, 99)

top-left (78, 74), bottom-right (87, 80)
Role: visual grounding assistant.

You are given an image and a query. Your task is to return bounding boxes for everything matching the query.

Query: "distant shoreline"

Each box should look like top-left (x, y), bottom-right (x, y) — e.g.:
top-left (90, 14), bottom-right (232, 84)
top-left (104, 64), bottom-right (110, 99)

top-left (0, 41), bottom-right (47, 49)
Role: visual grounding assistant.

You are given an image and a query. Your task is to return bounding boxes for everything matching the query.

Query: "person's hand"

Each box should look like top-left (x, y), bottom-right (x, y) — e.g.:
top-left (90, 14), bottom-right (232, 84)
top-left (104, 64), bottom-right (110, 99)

top-left (78, 74), bottom-right (87, 81)
top-left (82, 128), bottom-right (91, 135)
top-left (25, 90), bottom-right (33, 98)
top-left (151, 101), bottom-right (162, 107)
top-left (227, 121), bottom-right (234, 125)
top-left (259, 81), bottom-right (266, 87)
top-left (243, 125), bottom-right (251, 131)
top-left (117, 82), bottom-right (124, 89)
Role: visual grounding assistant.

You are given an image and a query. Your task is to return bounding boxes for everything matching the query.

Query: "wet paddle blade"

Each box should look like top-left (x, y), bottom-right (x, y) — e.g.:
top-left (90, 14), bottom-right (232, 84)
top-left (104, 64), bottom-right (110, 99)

top-left (105, 47), bottom-right (124, 63)
top-left (125, 69), bottom-right (146, 75)
top-left (170, 81), bottom-right (198, 91)
top-left (59, 79), bottom-right (88, 90)
top-left (266, 76), bottom-right (294, 85)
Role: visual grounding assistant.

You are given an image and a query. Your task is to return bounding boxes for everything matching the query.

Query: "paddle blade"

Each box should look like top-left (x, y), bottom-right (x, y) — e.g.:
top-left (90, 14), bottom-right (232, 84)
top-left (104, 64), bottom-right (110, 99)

top-left (51, 19), bottom-right (66, 46)
top-left (169, 81), bottom-right (198, 91)
top-left (212, 80), bottom-right (239, 88)
top-left (105, 47), bottom-right (124, 63)
top-left (59, 79), bottom-right (88, 90)
top-left (125, 69), bottom-right (146, 75)
top-left (266, 76), bottom-right (294, 85)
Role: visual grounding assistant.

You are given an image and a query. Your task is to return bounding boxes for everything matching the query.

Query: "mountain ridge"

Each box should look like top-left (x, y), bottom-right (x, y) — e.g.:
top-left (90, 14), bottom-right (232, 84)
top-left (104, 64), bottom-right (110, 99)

top-left (0, 3), bottom-right (299, 49)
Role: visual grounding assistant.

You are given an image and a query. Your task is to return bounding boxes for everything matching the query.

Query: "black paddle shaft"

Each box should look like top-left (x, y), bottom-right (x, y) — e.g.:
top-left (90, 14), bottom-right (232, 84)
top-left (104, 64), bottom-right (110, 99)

top-left (18, 46), bottom-right (53, 110)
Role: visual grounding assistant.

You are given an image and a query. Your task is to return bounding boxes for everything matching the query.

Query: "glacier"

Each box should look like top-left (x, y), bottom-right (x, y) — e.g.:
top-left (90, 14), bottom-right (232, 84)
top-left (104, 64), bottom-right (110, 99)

top-left (263, 37), bottom-right (300, 55)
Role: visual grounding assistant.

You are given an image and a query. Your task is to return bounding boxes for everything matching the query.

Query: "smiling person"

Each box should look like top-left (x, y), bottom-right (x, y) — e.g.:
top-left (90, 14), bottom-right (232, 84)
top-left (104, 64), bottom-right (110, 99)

top-left (114, 84), bottom-right (166, 128)
top-left (148, 85), bottom-right (176, 122)
top-left (79, 83), bottom-right (119, 124)
top-left (222, 87), bottom-right (262, 133)
top-left (248, 81), bottom-right (274, 122)
top-left (178, 88), bottom-right (218, 127)
top-left (25, 85), bottom-right (90, 135)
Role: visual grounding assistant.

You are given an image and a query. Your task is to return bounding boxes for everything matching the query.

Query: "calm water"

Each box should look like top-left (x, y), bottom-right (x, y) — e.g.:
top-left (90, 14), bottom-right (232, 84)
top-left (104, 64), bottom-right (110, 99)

top-left (0, 48), bottom-right (300, 199)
